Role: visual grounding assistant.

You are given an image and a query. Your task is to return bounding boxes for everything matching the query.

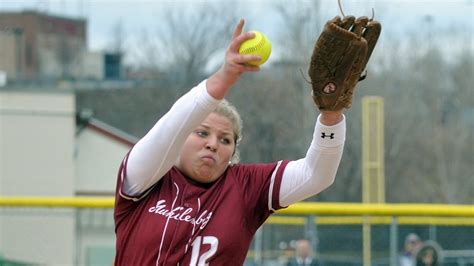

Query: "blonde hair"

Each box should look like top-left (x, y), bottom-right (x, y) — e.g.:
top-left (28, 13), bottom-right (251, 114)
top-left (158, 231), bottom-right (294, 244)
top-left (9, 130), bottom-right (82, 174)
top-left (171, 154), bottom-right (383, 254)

top-left (213, 99), bottom-right (242, 164)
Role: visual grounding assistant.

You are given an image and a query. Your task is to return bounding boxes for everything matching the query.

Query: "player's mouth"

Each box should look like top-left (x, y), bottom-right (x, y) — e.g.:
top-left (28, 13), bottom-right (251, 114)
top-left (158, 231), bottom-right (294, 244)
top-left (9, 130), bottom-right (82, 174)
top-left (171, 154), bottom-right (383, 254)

top-left (201, 155), bottom-right (216, 163)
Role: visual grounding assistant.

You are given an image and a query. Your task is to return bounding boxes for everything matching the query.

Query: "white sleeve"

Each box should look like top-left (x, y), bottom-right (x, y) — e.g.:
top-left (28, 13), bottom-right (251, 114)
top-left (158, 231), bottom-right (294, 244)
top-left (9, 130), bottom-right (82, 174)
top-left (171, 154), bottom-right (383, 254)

top-left (124, 80), bottom-right (220, 195)
top-left (279, 115), bottom-right (346, 207)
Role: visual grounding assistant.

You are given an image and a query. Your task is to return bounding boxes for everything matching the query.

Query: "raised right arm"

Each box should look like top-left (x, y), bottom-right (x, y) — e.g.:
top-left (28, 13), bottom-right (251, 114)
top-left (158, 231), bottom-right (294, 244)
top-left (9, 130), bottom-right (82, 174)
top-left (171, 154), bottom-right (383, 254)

top-left (123, 19), bottom-right (261, 196)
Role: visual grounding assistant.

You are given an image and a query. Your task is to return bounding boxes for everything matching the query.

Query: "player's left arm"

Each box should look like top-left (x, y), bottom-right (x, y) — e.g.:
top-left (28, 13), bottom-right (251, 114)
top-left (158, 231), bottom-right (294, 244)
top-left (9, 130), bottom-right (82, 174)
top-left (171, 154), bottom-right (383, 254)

top-left (279, 113), bottom-right (346, 207)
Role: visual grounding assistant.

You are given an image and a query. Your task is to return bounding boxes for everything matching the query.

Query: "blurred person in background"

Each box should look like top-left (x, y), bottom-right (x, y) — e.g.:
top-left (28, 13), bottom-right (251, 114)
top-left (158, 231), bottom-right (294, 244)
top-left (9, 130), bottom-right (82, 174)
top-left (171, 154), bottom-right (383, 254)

top-left (399, 233), bottom-right (423, 266)
top-left (113, 19), bottom-right (345, 265)
top-left (286, 239), bottom-right (320, 266)
top-left (415, 240), bottom-right (443, 266)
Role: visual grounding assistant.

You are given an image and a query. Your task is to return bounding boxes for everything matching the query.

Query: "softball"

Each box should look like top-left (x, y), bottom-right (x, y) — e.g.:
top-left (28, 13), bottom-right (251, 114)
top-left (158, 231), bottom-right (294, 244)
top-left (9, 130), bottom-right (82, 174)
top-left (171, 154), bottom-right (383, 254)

top-left (238, 31), bottom-right (272, 66)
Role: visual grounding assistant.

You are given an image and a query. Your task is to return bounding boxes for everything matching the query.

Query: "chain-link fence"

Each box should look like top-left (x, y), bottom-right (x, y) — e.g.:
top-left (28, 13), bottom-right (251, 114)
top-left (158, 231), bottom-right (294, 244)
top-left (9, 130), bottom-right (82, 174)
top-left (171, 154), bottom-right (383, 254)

top-left (247, 215), bottom-right (474, 266)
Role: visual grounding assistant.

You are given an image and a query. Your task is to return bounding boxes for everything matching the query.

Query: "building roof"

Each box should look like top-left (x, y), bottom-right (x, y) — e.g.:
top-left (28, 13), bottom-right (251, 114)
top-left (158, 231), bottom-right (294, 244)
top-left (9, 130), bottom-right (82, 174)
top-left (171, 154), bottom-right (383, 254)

top-left (75, 85), bottom-right (183, 138)
top-left (84, 118), bottom-right (138, 147)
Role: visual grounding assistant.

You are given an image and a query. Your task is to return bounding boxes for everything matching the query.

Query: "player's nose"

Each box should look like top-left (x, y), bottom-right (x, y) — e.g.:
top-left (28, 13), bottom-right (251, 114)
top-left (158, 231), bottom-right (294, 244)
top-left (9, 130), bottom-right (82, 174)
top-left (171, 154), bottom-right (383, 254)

top-left (205, 136), bottom-right (218, 152)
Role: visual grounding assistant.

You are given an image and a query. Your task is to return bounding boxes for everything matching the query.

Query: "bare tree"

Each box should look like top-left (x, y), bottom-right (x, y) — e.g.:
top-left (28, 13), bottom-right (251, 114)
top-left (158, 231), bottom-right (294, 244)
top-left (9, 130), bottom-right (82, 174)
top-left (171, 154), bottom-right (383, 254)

top-left (273, 0), bottom-right (322, 62)
top-left (362, 33), bottom-right (473, 204)
top-left (133, 2), bottom-right (238, 89)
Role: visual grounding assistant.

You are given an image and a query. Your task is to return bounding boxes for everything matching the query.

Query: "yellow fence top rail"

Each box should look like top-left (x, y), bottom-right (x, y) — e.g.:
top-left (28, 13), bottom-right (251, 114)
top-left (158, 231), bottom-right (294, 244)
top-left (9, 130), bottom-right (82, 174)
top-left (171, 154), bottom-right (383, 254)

top-left (0, 196), bottom-right (114, 208)
top-left (278, 202), bottom-right (474, 217)
top-left (267, 215), bottom-right (474, 226)
top-left (0, 197), bottom-right (473, 217)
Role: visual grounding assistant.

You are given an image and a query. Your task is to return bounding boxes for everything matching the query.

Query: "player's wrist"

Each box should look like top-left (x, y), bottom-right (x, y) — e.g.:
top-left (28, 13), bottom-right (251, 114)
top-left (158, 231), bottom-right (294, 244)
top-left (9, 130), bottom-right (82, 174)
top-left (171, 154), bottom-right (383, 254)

top-left (207, 69), bottom-right (234, 100)
top-left (319, 110), bottom-right (344, 126)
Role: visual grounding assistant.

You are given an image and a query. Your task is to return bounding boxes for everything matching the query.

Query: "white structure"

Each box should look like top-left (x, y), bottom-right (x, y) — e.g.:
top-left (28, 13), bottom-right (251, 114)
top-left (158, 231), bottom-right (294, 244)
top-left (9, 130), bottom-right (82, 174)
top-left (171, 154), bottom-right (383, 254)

top-left (75, 117), bottom-right (136, 265)
top-left (75, 118), bottom-right (136, 195)
top-left (0, 89), bottom-right (135, 265)
top-left (0, 90), bottom-right (76, 264)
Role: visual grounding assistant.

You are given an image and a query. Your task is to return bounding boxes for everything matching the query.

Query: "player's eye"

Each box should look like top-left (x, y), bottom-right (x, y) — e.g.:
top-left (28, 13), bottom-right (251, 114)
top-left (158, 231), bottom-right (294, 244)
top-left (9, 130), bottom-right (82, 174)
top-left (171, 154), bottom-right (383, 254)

top-left (220, 137), bottom-right (231, 145)
top-left (196, 130), bottom-right (208, 138)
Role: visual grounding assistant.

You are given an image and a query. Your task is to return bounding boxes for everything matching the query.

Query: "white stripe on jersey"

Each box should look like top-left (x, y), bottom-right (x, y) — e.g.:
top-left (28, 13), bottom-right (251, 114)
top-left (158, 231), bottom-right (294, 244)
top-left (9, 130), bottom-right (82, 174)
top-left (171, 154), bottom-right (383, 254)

top-left (184, 197), bottom-right (201, 254)
top-left (156, 182), bottom-right (180, 266)
top-left (268, 160), bottom-right (283, 211)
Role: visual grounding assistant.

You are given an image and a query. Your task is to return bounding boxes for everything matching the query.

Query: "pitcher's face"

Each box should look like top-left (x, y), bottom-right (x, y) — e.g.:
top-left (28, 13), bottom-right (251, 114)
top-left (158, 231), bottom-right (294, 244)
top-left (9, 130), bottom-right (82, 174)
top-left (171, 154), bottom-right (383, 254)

top-left (176, 113), bottom-right (235, 183)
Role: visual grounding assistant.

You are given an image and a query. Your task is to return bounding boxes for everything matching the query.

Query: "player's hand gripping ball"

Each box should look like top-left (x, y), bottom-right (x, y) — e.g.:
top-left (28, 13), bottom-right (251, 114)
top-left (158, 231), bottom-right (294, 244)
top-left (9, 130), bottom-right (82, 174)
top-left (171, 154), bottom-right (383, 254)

top-left (238, 31), bottom-right (272, 66)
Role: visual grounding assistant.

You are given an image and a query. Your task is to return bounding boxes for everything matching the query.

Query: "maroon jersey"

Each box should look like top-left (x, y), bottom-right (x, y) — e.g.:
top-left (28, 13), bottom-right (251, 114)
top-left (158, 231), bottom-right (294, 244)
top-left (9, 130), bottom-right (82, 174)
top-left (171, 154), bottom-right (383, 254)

top-left (114, 154), bottom-right (290, 265)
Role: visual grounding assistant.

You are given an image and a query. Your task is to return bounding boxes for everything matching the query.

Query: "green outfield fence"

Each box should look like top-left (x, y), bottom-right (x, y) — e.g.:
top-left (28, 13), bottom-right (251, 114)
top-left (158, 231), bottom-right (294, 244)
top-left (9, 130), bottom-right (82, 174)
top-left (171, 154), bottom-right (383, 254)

top-left (0, 197), bottom-right (473, 266)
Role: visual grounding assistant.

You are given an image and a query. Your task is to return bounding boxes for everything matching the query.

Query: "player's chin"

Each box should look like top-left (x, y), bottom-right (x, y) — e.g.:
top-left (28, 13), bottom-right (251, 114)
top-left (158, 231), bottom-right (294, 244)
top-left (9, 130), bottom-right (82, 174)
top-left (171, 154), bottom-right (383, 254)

top-left (200, 167), bottom-right (227, 183)
top-left (193, 167), bottom-right (214, 182)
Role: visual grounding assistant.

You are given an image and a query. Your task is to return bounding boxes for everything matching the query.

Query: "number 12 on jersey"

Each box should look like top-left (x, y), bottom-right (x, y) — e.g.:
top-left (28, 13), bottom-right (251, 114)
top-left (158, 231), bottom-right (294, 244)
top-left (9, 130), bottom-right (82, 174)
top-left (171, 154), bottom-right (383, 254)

top-left (190, 236), bottom-right (219, 265)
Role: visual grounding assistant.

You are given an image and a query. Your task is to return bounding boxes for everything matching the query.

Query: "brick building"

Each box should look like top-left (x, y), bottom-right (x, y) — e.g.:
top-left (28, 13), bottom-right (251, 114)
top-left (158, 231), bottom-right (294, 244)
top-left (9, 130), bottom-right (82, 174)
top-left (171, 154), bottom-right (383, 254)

top-left (0, 10), bottom-right (86, 81)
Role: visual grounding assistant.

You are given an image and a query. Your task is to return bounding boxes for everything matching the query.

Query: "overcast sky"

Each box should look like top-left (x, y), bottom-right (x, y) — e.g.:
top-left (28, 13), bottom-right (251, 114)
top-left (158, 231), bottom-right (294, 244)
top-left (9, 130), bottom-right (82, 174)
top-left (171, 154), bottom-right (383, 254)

top-left (1, 0), bottom-right (472, 64)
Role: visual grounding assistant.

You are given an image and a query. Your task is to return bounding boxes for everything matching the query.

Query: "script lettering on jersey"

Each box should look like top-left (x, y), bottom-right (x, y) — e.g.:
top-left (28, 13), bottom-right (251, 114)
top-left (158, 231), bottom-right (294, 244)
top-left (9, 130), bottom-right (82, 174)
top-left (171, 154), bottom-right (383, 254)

top-left (148, 200), bottom-right (213, 229)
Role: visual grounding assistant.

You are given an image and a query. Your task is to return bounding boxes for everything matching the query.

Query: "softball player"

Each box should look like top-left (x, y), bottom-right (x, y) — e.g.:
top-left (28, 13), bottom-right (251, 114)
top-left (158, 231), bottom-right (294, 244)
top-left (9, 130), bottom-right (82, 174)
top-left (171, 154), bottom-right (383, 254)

top-left (114, 19), bottom-right (345, 265)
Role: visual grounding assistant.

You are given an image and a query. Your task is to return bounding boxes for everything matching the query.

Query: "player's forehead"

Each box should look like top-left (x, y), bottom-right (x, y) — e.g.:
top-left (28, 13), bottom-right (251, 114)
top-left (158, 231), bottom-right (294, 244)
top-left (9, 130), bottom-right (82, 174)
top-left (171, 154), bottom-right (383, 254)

top-left (200, 113), bottom-right (235, 136)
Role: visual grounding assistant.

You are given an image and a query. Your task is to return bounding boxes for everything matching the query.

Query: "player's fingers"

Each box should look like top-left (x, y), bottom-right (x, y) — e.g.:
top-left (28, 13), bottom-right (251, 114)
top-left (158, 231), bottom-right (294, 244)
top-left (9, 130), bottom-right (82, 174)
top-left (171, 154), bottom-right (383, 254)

top-left (340, 16), bottom-right (355, 30)
top-left (235, 54), bottom-right (261, 64)
top-left (351, 16), bottom-right (369, 36)
top-left (229, 31), bottom-right (255, 52)
top-left (231, 19), bottom-right (245, 40)
top-left (228, 61), bottom-right (260, 73)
